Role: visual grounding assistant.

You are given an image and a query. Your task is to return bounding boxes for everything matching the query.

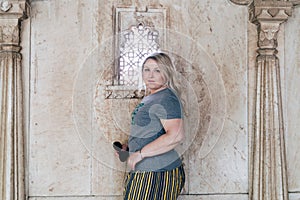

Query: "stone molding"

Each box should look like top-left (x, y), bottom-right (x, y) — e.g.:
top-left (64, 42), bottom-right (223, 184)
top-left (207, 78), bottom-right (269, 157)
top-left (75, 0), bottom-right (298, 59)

top-left (229, 0), bottom-right (253, 6)
top-left (0, 1), bottom-right (28, 200)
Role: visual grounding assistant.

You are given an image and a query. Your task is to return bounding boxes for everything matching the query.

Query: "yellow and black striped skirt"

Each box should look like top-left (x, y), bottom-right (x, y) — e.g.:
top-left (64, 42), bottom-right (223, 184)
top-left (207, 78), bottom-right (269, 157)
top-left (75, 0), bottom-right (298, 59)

top-left (123, 165), bottom-right (185, 200)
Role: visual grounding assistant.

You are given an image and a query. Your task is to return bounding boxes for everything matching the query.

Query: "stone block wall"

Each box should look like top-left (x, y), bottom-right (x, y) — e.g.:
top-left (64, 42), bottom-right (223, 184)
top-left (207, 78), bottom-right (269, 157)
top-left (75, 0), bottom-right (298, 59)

top-left (0, 0), bottom-right (297, 199)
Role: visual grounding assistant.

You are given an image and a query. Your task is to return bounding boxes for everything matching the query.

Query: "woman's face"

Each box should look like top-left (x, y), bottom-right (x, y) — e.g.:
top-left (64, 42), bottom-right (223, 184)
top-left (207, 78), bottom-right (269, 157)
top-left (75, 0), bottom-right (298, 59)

top-left (142, 59), bottom-right (166, 94)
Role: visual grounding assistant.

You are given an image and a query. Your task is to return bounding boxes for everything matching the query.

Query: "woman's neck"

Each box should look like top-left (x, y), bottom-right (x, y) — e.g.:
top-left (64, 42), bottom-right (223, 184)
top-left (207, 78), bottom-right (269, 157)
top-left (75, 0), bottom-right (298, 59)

top-left (149, 86), bottom-right (168, 94)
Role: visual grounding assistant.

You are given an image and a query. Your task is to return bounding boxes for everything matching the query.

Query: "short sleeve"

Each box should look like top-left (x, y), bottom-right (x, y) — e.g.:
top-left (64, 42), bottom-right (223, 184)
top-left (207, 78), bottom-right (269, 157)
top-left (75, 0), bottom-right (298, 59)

top-left (163, 95), bottom-right (182, 119)
top-left (149, 94), bottom-right (182, 120)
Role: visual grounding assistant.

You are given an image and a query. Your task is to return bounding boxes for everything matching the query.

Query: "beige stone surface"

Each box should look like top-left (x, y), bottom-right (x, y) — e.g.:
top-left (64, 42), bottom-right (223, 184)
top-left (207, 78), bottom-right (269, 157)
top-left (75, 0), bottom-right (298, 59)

top-left (286, 7), bottom-right (300, 192)
top-left (28, 0), bottom-right (249, 196)
top-left (290, 194), bottom-right (300, 200)
top-left (24, 0), bottom-right (300, 198)
top-left (28, 0), bottom-right (98, 196)
top-left (180, 1), bottom-right (249, 194)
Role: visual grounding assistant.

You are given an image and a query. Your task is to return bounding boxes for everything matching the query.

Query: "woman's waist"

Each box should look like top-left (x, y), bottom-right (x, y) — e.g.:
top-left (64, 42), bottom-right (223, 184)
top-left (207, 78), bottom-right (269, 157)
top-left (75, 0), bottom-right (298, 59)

top-left (133, 150), bottom-right (182, 172)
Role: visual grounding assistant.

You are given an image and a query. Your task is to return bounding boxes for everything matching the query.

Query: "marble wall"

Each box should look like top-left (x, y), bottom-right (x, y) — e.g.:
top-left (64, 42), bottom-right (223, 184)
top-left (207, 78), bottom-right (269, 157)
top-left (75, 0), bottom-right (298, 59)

top-left (285, 7), bottom-right (300, 200)
top-left (20, 0), bottom-right (299, 199)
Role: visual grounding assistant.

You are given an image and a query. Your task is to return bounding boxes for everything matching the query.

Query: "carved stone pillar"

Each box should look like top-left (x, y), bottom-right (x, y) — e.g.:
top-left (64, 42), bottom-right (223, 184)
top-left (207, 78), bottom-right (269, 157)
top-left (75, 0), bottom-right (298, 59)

top-left (230, 0), bottom-right (299, 199)
top-left (0, 1), bottom-right (28, 200)
top-left (249, 1), bottom-right (294, 200)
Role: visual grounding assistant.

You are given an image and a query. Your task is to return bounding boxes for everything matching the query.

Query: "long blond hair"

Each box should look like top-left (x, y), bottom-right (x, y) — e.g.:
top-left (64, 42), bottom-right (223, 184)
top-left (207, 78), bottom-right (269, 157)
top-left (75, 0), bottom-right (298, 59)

top-left (142, 52), bottom-right (181, 97)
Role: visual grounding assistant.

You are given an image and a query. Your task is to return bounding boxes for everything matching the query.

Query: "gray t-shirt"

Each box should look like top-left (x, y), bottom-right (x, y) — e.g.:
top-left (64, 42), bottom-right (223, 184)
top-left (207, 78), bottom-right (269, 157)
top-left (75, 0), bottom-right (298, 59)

top-left (128, 88), bottom-right (182, 172)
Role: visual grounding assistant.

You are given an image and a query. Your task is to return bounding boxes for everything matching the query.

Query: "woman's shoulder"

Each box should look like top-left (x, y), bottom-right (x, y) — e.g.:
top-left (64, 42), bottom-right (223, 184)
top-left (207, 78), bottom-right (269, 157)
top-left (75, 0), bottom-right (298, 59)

top-left (160, 88), bottom-right (180, 102)
top-left (145, 88), bottom-right (180, 105)
top-left (157, 89), bottom-right (181, 110)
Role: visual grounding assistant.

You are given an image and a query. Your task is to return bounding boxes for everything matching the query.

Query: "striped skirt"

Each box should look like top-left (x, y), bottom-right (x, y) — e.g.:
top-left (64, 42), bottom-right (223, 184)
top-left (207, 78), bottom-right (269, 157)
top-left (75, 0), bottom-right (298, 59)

top-left (123, 165), bottom-right (185, 200)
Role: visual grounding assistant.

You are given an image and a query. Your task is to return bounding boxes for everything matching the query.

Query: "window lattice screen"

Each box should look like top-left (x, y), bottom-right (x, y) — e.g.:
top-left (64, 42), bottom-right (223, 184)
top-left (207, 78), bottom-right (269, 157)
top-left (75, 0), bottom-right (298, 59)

top-left (118, 23), bottom-right (160, 88)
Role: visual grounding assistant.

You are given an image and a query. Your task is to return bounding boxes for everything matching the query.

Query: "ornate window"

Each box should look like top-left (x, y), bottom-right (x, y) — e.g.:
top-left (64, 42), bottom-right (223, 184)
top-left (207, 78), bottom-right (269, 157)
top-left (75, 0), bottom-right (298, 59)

top-left (105, 7), bottom-right (167, 99)
top-left (118, 23), bottom-right (160, 88)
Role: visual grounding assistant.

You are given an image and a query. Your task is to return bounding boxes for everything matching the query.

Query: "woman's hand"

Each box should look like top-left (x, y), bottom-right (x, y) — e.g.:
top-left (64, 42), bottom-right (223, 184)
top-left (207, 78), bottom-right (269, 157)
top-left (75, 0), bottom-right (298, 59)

top-left (127, 151), bottom-right (143, 170)
top-left (113, 142), bottom-right (129, 162)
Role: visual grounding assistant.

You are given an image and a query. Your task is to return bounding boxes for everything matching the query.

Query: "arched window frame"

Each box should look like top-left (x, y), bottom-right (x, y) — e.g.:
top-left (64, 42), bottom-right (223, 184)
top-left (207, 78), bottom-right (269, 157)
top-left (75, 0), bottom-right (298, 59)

top-left (105, 6), bottom-right (168, 99)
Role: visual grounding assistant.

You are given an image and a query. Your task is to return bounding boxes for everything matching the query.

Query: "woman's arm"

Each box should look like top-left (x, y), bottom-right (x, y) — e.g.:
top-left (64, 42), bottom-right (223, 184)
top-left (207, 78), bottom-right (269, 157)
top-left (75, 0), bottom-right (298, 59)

top-left (127, 118), bottom-right (185, 170)
top-left (141, 118), bottom-right (185, 157)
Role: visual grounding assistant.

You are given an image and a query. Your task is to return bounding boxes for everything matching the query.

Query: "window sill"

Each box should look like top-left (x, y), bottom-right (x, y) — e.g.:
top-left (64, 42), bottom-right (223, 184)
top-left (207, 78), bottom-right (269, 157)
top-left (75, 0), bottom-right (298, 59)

top-left (105, 85), bottom-right (145, 99)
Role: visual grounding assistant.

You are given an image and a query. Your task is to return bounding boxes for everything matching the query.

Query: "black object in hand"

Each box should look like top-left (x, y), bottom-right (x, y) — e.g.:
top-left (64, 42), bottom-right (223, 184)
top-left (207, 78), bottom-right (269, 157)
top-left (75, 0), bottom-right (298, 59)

top-left (113, 141), bottom-right (129, 162)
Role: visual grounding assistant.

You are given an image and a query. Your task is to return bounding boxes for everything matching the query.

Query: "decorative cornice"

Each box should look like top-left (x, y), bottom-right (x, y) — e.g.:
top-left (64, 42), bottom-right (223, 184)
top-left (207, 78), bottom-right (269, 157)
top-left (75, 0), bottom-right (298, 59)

top-left (249, 1), bottom-right (293, 24)
top-left (0, 0), bottom-right (28, 19)
top-left (0, 1), bottom-right (12, 12)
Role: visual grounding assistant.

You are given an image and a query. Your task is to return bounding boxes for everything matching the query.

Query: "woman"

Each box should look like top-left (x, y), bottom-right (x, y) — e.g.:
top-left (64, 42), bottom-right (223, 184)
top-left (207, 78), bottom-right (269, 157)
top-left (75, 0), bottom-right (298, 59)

top-left (123, 52), bottom-right (185, 200)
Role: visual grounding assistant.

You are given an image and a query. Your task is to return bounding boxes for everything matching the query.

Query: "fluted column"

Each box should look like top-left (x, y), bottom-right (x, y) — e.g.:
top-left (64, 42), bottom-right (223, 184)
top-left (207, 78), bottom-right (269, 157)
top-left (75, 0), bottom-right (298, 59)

top-left (249, 1), bottom-right (293, 200)
top-left (0, 1), bottom-right (28, 200)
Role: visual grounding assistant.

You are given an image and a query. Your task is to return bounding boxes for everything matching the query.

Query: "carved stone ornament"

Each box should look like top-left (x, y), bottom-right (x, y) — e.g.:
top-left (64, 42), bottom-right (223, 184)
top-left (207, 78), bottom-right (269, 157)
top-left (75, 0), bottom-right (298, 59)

top-left (0, 0), bottom-right (27, 19)
top-left (258, 22), bottom-right (280, 50)
top-left (0, 0), bottom-right (27, 51)
top-left (105, 85), bottom-right (145, 99)
top-left (0, 24), bottom-right (19, 43)
top-left (0, 0), bottom-right (12, 12)
top-left (249, 1), bottom-right (292, 53)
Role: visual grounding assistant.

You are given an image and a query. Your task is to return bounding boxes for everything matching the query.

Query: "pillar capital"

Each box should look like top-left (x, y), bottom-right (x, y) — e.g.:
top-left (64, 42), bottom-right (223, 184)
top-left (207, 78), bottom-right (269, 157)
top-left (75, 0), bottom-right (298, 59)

top-left (0, 0), bottom-right (28, 52)
top-left (249, 1), bottom-right (294, 54)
